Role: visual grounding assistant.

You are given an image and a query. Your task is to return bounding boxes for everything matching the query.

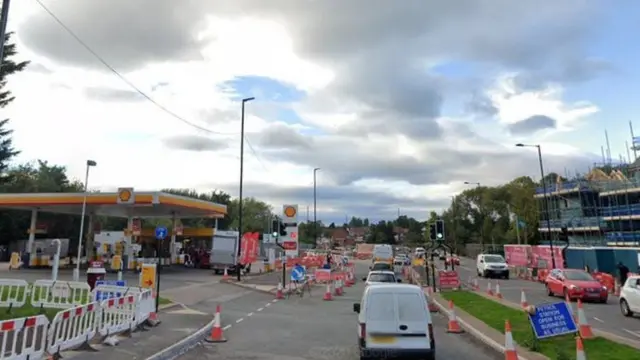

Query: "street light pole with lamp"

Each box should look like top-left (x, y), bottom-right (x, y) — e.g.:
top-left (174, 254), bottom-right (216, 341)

top-left (515, 143), bottom-right (556, 268)
top-left (237, 97), bottom-right (255, 281)
top-left (313, 168), bottom-right (320, 244)
top-left (73, 160), bottom-right (97, 282)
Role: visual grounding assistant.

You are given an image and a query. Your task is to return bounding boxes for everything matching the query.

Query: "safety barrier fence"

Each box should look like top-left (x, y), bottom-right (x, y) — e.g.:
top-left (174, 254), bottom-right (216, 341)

top-left (0, 280), bottom-right (157, 360)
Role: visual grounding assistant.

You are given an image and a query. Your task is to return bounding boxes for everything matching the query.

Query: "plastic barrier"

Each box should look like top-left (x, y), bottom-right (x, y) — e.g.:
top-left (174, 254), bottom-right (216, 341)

top-left (31, 280), bottom-right (91, 309)
top-left (0, 279), bottom-right (29, 309)
top-left (47, 302), bottom-right (99, 355)
top-left (0, 315), bottom-right (48, 360)
top-left (134, 289), bottom-right (155, 326)
top-left (98, 294), bottom-right (137, 342)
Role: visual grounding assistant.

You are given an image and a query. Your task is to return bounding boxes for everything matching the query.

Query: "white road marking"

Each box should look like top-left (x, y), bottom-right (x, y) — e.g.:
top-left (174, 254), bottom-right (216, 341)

top-left (271, 299), bottom-right (278, 303)
top-left (623, 329), bottom-right (640, 338)
top-left (236, 318), bottom-right (244, 323)
top-left (593, 317), bottom-right (605, 323)
top-left (247, 312), bottom-right (254, 317)
top-left (223, 324), bottom-right (232, 330)
top-left (257, 307), bottom-right (264, 311)
top-left (265, 303), bottom-right (271, 307)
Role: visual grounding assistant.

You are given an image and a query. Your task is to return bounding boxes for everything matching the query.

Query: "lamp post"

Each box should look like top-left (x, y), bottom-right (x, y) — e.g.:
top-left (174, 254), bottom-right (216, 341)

top-left (73, 160), bottom-right (97, 281)
top-left (464, 181), bottom-right (485, 252)
top-left (313, 168), bottom-right (321, 244)
top-left (516, 143), bottom-right (556, 268)
top-left (237, 97), bottom-right (255, 281)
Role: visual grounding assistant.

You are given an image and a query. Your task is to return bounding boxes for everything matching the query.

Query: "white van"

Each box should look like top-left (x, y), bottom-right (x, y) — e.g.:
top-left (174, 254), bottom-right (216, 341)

top-left (476, 253), bottom-right (509, 279)
top-left (373, 244), bottom-right (394, 264)
top-left (353, 284), bottom-right (435, 360)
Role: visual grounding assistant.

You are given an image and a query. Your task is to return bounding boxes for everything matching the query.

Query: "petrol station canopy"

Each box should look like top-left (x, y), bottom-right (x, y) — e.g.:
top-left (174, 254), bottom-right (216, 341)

top-left (0, 190), bottom-right (226, 219)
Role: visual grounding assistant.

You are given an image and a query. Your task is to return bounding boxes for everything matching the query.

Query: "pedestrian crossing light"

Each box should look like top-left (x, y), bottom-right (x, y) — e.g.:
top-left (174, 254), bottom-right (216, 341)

top-left (435, 220), bottom-right (445, 241)
top-left (429, 224), bottom-right (436, 241)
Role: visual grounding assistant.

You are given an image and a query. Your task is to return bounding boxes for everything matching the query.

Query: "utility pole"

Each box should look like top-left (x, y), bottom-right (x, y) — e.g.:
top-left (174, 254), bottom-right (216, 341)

top-left (0, 0), bottom-right (11, 65)
top-left (313, 168), bottom-right (320, 243)
top-left (237, 97), bottom-right (254, 281)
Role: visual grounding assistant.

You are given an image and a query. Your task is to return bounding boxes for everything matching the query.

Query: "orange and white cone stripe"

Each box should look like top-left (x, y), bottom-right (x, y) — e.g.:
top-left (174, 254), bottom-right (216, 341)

top-left (496, 283), bottom-right (503, 299)
top-left (576, 336), bottom-right (587, 360)
top-left (576, 299), bottom-right (594, 339)
top-left (504, 320), bottom-right (518, 360)
top-left (205, 305), bottom-right (227, 343)
top-left (446, 300), bottom-right (463, 333)
top-left (520, 289), bottom-right (528, 308)
top-left (275, 282), bottom-right (284, 300)
top-left (487, 281), bottom-right (494, 296)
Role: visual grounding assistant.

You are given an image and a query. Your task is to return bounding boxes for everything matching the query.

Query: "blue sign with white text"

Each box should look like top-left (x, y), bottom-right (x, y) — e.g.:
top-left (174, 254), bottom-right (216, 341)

top-left (94, 280), bottom-right (127, 301)
top-left (528, 302), bottom-right (577, 339)
top-left (155, 226), bottom-right (168, 240)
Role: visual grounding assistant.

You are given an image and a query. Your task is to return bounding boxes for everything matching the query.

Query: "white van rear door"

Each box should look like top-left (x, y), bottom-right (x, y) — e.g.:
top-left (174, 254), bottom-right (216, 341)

top-left (396, 293), bottom-right (431, 349)
top-left (364, 292), bottom-right (398, 349)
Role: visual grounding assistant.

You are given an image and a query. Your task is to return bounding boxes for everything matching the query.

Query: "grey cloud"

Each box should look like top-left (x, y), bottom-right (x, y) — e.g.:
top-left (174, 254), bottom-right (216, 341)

top-left (256, 124), bottom-right (310, 150)
top-left (508, 115), bottom-right (557, 135)
top-left (84, 87), bottom-right (143, 102)
top-left (514, 58), bottom-right (614, 91)
top-left (163, 135), bottom-right (228, 152)
top-left (26, 63), bottom-right (52, 75)
top-left (466, 92), bottom-right (498, 118)
top-left (215, 182), bottom-right (450, 223)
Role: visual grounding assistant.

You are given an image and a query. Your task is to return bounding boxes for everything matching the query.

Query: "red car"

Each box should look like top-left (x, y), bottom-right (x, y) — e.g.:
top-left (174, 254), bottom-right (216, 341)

top-left (445, 256), bottom-right (460, 266)
top-left (544, 269), bottom-right (608, 303)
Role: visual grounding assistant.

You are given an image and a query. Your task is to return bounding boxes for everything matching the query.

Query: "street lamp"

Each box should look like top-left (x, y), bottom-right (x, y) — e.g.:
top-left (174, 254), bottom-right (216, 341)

top-left (73, 159), bottom-right (97, 281)
top-left (516, 143), bottom-right (556, 268)
top-left (464, 181), bottom-right (484, 252)
top-left (313, 168), bottom-right (321, 244)
top-left (237, 97), bottom-right (255, 281)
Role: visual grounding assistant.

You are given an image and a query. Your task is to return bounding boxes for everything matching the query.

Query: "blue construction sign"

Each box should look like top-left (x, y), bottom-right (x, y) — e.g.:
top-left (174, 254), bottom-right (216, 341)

top-left (94, 280), bottom-right (127, 301)
top-left (291, 265), bottom-right (306, 282)
top-left (528, 302), bottom-right (577, 339)
top-left (155, 226), bottom-right (168, 240)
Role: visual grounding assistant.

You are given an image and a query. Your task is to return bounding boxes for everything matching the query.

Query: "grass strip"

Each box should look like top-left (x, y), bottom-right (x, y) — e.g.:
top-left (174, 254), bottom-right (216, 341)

top-left (441, 291), bottom-right (640, 360)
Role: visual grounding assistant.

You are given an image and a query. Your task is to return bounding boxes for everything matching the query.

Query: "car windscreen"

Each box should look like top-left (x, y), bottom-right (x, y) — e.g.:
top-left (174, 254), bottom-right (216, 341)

top-left (372, 263), bottom-right (392, 271)
top-left (484, 255), bottom-right (505, 263)
top-left (564, 271), bottom-right (594, 281)
top-left (368, 273), bottom-right (396, 282)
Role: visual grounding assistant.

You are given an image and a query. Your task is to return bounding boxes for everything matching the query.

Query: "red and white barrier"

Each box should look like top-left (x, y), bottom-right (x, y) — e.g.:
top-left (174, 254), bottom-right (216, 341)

top-left (98, 294), bottom-right (137, 345)
top-left (47, 302), bottom-right (100, 355)
top-left (0, 315), bottom-right (48, 359)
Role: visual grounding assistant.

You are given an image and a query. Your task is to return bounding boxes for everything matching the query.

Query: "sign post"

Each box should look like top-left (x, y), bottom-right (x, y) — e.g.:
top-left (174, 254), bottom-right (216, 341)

top-left (154, 226), bottom-right (168, 313)
top-left (282, 204), bottom-right (299, 258)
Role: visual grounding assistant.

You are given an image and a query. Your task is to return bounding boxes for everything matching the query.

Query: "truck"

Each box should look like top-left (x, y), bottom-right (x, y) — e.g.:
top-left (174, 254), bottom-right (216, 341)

top-left (210, 230), bottom-right (239, 275)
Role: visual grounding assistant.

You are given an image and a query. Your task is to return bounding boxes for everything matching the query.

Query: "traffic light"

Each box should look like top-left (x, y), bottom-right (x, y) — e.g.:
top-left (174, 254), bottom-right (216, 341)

top-left (279, 221), bottom-right (287, 236)
top-left (435, 220), bottom-right (445, 241)
top-left (429, 224), bottom-right (436, 241)
top-left (559, 227), bottom-right (569, 242)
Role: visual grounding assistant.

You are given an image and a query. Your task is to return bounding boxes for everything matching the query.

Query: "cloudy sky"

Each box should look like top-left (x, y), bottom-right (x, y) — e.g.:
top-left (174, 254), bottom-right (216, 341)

top-left (5, 1), bottom-right (640, 224)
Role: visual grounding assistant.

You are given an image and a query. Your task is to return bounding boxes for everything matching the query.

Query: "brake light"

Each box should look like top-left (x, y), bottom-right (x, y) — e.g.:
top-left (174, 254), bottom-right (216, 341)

top-left (360, 323), bottom-right (366, 339)
top-left (428, 323), bottom-right (434, 341)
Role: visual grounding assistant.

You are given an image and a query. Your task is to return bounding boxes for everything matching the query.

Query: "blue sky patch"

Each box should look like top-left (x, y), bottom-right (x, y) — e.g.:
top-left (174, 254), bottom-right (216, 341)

top-left (224, 75), bottom-right (307, 103)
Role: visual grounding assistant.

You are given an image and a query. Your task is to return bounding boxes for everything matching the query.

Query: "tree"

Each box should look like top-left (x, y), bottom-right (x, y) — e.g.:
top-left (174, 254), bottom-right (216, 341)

top-left (0, 33), bottom-right (29, 184)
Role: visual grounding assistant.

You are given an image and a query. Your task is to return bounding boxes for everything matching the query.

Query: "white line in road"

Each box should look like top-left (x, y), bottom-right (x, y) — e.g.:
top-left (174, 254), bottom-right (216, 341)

top-left (247, 312), bottom-right (254, 317)
top-left (593, 317), bottom-right (605, 323)
top-left (236, 318), bottom-right (244, 324)
top-left (265, 303), bottom-right (271, 307)
top-left (623, 329), bottom-right (640, 338)
top-left (257, 307), bottom-right (264, 311)
top-left (223, 324), bottom-right (232, 331)
top-left (271, 299), bottom-right (278, 303)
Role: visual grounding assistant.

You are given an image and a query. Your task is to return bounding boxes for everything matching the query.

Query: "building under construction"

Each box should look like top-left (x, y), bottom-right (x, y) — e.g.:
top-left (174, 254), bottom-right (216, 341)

top-left (536, 162), bottom-right (640, 246)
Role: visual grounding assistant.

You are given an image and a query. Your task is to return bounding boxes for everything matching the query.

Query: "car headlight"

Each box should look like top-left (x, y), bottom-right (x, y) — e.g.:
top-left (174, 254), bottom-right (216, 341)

top-left (602, 286), bottom-right (607, 291)
top-left (569, 285), bottom-right (580, 290)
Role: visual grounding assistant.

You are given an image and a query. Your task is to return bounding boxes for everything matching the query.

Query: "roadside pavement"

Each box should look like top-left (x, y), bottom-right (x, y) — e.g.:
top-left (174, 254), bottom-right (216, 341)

top-left (453, 256), bottom-right (640, 344)
top-left (177, 262), bottom-right (501, 360)
top-left (61, 304), bottom-right (212, 359)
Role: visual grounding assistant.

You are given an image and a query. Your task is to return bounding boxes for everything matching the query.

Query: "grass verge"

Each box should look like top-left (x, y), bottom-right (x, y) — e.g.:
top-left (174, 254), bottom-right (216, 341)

top-left (441, 291), bottom-right (640, 360)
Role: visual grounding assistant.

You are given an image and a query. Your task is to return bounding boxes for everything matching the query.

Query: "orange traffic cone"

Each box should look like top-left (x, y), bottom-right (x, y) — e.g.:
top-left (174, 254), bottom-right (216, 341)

top-left (487, 281), bottom-right (494, 296)
top-left (323, 282), bottom-right (333, 301)
top-left (565, 292), bottom-right (574, 314)
top-left (446, 300), bottom-right (463, 333)
top-left (146, 310), bottom-right (161, 327)
top-left (275, 282), bottom-right (284, 300)
top-left (504, 320), bottom-right (518, 360)
top-left (473, 278), bottom-right (479, 291)
top-left (205, 305), bottom-right (227, 343)
top-left (496, 283), bottom-right (503, 299)
top-left (345, 272), bottom-right (353, 287)
top-left (614, 281), bottom-right (621, 296)
top-left (520, 289), bottom-right (528, 308)
top-left (576, 336), bottom-right (586, 360)
top-left (335, 278), bottom-right (344, 296)
top-left (222, 268), bottom-right (230, 281)
top-left (577, 299), bottom-right (594, 339)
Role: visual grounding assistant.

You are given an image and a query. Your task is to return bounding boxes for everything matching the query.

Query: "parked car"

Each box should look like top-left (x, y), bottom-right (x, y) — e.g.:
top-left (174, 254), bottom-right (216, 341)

top-left (445, 256), bottom-right (460, 266)
top-left (353, 284), bottom-right (435, 360)
top-left (545, 269), bottom-right (608, 303)
top-left (620, 275), bottom-right (640, 316)
top-left (476, 254), bottom-right (509, 279)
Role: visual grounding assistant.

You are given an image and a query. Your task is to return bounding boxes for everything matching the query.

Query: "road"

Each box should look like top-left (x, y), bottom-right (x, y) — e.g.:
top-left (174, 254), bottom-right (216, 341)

top-left (178, 262), bottom-right (501, 359)
top-left (445, 256), bottom-right (640, 344)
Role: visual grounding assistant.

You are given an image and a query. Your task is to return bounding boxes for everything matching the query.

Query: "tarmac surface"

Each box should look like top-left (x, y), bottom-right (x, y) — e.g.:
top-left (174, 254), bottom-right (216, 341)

top-left (178, 262), bottom-right (502, 360)
top-left (430, 256), bottom-right (640, 346)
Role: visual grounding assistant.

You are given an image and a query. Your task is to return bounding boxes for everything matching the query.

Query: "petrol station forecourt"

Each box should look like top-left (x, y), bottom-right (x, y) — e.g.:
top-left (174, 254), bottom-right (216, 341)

top-left (0, 188), bottom-right (227, 269)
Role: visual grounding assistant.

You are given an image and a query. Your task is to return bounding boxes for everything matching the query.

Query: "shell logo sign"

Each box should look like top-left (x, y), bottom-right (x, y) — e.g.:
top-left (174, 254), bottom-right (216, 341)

top-left (117, 187), bottom-right (135, 204)
top-left (284, 206), bottom-right (297, 219)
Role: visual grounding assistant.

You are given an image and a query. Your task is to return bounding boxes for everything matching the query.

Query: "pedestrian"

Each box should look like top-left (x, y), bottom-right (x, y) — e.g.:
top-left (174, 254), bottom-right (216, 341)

top-left (617, 261), bottom-right (630, 286)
